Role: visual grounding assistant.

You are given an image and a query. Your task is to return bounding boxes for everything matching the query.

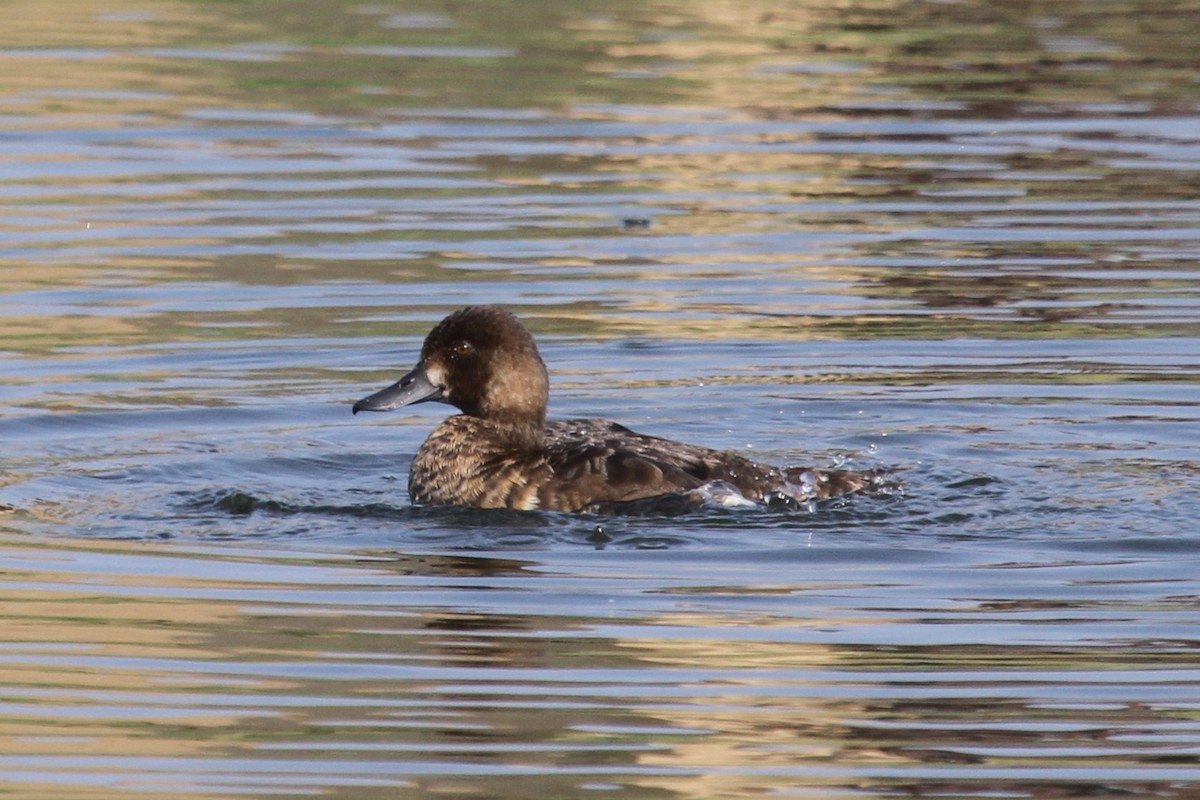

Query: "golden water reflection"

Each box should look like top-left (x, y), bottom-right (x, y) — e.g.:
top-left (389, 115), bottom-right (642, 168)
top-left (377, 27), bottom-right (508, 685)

top-left (1, 534), bottom-right (1196, 798)
top-left (2, 0), bottom-right (1198, 356)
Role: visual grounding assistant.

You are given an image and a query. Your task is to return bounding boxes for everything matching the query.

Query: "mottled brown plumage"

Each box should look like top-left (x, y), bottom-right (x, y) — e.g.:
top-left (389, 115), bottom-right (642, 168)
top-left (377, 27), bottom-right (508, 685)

top-left (353, 306), bottom-right (884, 512)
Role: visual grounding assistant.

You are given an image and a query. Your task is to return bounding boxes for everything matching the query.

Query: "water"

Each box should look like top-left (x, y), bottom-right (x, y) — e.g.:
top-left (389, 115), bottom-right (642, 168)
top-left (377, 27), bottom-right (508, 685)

top-left (2, 0), bottom-right (1200, 797)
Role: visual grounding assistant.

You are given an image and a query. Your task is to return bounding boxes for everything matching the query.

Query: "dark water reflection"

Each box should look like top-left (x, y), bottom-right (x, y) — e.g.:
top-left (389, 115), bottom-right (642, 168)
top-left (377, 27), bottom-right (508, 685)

top-left (2, 0), bottom-right (1200, 797)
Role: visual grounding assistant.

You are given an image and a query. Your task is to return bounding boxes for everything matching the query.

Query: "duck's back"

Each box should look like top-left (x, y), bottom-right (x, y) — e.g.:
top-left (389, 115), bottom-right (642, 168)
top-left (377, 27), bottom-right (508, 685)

top-left (407, 415), bottom-right (878, 512)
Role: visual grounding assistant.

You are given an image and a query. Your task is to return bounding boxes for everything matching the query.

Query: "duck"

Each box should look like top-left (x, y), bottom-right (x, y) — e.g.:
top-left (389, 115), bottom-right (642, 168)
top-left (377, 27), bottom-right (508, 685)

top-left (352, 306), bottom-right (885, 512)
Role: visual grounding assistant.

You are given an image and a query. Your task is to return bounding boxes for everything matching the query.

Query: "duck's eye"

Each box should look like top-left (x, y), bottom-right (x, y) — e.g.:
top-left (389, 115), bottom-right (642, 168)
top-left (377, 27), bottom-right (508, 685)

top-left (450, 340), bottom-right (475, 359)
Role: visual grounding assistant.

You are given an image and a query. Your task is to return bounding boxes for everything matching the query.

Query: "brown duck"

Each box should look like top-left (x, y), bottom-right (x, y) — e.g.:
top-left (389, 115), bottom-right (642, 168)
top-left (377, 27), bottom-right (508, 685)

top-left (353, 306), bottom-right (884, 512)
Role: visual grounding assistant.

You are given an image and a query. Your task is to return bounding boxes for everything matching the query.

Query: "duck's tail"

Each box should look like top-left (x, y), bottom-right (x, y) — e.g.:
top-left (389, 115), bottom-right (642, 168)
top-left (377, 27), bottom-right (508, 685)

top-left (781, 466), bottom-right (895, 502)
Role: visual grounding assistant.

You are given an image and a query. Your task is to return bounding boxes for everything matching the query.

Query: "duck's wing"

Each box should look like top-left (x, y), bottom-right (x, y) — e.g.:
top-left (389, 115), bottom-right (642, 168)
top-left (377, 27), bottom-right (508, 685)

top-left (542, 419), bottom-right (887, 507)
top-left (535, 421), bottom-right (706, 511)
top-left (545, 419), bottom-right (723, 474)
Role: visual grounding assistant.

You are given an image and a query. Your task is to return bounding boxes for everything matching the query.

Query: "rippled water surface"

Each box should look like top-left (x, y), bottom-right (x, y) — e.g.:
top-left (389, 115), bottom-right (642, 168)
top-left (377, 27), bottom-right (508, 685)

top-left (3, 1), bottom-right (1200, 797)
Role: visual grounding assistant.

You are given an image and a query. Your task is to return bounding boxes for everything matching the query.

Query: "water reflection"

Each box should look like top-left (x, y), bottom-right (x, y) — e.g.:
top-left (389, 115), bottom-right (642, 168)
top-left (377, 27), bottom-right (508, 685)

top-left (3, 2), bottom-right (1197, 346)
top-left (2, 535), bottom-right (1198, 798)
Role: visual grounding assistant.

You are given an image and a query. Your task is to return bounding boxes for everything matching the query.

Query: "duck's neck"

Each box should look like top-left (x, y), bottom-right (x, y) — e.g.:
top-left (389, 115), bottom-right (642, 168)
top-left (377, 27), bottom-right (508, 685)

top-left (483, 411), bottom-right (545, 450)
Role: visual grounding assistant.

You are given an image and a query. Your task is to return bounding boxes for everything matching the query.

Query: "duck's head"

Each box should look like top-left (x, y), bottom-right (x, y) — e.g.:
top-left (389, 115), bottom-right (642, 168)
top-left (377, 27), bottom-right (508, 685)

top-left (352, 305), bottom-right (550, 428)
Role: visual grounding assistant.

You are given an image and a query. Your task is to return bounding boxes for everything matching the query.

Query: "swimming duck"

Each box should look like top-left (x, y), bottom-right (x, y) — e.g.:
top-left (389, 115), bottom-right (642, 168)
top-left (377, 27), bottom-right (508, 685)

top-left (353, 306), bottom-right (883, 512)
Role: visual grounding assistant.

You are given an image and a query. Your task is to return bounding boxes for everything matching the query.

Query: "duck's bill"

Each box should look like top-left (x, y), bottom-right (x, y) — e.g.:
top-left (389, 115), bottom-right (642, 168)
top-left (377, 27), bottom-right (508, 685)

top-left (352, 365), bottom-right (443, 414)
